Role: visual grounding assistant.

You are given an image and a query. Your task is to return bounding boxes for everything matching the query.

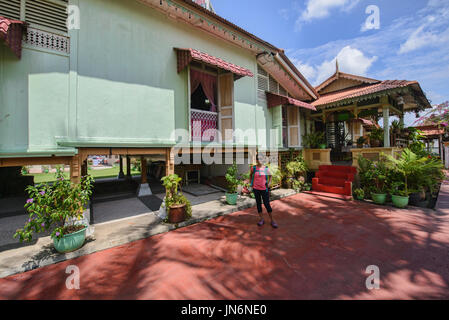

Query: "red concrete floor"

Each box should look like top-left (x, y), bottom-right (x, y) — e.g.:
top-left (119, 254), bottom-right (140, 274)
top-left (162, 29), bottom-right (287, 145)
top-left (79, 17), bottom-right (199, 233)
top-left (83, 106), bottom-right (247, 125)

top-left (1, 193), bottom-right (449, 300)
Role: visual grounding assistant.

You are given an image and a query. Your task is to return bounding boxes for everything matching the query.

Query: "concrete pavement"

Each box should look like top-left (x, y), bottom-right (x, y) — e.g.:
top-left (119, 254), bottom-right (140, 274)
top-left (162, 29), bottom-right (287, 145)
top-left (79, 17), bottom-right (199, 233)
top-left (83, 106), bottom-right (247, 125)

top-left (1, 191), bottom-right (448, 299)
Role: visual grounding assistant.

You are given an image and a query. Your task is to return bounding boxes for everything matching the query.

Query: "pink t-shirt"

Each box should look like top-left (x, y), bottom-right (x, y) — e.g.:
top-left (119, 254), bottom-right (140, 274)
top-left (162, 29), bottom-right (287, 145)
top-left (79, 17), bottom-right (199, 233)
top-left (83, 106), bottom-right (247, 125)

top-left (252, 166), bottom-right (270, 191)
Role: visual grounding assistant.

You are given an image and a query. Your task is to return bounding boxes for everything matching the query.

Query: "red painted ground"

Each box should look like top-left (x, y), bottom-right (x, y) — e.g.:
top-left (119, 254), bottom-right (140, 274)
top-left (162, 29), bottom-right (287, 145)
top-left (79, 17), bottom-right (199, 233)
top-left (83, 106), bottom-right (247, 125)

top-left (1, 193), bottom-right (449, 300)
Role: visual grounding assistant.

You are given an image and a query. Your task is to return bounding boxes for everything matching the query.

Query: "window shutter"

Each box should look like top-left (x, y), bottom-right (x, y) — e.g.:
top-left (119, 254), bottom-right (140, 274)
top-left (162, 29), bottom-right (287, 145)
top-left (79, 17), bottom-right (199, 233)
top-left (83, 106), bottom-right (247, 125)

top-left (25, 0), bottom-right (68, 33)
top-left (269, 75), bottom-right (278, 94)
top-left (257, 64), bottom-right (268, 77)
top-left (0, 0), bottom-right (21, 20)
top-left (287, 106), bottom-right (300, 147)
top-left (257, 75), bottom-right (268, 91)
top-left (270, 106), bottom-right (283, 148)
top-left (219, 73), bottom-right (234, 142)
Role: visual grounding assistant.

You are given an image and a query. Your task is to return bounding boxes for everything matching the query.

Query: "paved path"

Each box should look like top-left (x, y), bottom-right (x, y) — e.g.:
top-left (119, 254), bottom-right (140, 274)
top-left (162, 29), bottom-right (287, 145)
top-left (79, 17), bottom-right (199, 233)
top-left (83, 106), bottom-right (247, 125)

top-left (1, 193), bottom-right (449, 300)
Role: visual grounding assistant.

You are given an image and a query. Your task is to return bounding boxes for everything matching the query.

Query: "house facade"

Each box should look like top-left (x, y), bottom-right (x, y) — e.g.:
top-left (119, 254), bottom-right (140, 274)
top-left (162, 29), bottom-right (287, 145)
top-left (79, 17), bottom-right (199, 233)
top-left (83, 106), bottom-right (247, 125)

top-left (0, 0), bottom-right (318, 190)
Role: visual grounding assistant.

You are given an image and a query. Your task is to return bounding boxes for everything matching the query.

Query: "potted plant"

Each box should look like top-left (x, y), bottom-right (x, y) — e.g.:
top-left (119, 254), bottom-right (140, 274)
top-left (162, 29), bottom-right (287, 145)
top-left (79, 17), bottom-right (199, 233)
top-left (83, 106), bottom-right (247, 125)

top-left (390, 120), bottom-right (402, 135)
top-left (354, 188), bottom-right (365, 200)
top-left (371, 161), bottom-right (388, 205)
top-left (369, 128), bottom-right (384, 148)
top-left (302, 132), bottom-right (325, 149)
top-left (357, 136), bottom-right (367, 148)
top-left (389, 181), bottom-right (409, 208)
top-left (304, 182), bottom-right (312, 191)
top-left (14, 169), bottom-right (94, 253)
top-left (225, 162), bottom-right (240, 205)
top-left (161, 174), bottom-right (192, 223)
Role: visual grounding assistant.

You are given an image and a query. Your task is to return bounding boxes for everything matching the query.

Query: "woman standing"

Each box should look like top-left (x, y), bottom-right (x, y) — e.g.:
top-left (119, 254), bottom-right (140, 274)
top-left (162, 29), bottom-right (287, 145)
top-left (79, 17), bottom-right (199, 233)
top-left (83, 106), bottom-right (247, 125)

top-left (250, 154), bottom-right (278, 228)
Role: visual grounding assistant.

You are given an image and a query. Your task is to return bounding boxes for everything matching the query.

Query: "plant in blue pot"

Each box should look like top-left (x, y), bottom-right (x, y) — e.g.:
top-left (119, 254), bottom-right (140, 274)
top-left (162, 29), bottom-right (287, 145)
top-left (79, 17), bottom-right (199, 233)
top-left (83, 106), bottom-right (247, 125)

top-left (371, 159), bottom-right (388, 205)
top-left (14, 169), bottom-right (94, 253)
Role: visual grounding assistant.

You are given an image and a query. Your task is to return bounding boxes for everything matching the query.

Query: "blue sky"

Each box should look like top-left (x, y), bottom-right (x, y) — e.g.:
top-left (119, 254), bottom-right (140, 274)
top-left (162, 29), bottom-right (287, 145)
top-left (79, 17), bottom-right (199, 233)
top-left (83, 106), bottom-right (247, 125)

top-left (212, 0), bottom-right (449, 124)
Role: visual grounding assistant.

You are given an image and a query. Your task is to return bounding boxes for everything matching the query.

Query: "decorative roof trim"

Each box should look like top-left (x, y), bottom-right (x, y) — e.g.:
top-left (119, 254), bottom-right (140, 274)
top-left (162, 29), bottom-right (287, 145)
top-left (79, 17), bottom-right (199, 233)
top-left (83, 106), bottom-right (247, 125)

top-left (174, 48), bottom-right (254, 77)
top-left (266, 91), bottom-right (316, 111)
top-left (315, 70), bottom-right (380, 93)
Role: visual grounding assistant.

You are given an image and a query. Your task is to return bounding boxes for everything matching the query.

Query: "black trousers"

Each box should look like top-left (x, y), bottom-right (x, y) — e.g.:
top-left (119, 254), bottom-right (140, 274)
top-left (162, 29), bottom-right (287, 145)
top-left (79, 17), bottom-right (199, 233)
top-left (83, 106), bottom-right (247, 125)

top-left (254, 189), bottom-right (272, 214)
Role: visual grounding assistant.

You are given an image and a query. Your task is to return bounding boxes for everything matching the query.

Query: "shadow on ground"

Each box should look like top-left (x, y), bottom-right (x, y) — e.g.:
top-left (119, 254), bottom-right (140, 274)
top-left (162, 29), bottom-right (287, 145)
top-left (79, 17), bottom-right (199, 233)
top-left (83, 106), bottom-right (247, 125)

top-left (0, 193), bottom-right (448, 299)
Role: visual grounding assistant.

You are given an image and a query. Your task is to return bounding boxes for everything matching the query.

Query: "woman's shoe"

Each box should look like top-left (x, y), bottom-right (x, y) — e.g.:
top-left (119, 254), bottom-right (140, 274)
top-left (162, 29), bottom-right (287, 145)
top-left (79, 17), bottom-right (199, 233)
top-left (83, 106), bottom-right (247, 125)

top-left (271, 221), bottom-right (278, 228)
top-left (257, 219), bottom-right (265, 227)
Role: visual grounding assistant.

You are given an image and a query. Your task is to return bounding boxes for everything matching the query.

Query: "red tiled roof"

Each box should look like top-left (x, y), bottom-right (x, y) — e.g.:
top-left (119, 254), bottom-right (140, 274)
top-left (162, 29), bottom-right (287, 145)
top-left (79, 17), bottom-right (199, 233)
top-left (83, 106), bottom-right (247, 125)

top-left (352, 118), bottom-right (379, 128)
top-left (175, 48), bottom-right (254, 77)
top-left (414, 125), bottom-right (445, 137)
top-left (0, 16), bottom-right (25, 58)
top-left (266, 92), bottom-right (316, 111)
top-left (312, 80), bottom-right (418, 107)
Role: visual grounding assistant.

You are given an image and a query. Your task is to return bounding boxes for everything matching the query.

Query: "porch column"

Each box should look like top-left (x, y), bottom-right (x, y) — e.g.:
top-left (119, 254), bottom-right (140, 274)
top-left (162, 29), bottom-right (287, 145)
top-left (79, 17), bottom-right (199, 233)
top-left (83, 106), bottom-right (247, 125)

top-left (117, 156), bottom-right (125, 179)
top-left (70, 154), bottom-right (81, 184)
top-left (165, 148), bottom-right (174, 176)
top-left (137, 156), bottom-right (152, 197)
top-left (383, 106), bottom-right (390, 147)
top-left (81, 159), bottom-right (88, 177)
top-left (126, 156), bottom-right (132, 180)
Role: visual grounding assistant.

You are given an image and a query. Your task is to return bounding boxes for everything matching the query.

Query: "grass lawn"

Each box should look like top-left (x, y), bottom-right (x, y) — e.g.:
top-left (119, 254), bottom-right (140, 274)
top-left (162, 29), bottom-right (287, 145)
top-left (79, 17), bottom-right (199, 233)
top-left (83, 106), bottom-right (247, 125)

top-left (25, 166), bottom-right (141, 184)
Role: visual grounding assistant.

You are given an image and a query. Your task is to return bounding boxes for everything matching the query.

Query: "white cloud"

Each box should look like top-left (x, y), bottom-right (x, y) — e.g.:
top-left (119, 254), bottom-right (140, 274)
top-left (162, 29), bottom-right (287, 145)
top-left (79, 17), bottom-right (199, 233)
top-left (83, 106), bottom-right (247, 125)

top-left (286, 0), bottom-right (449, 103)
top-left (399, 24), bottom-right (449, 54)
top-left (291, 58), bottom-right (317, 80)
top-left (303, 46), bottom-right (377, 85)
top-left (295, 0), bottom-right (360, 31)
top-left (300, 0), bottom-right (360, 21)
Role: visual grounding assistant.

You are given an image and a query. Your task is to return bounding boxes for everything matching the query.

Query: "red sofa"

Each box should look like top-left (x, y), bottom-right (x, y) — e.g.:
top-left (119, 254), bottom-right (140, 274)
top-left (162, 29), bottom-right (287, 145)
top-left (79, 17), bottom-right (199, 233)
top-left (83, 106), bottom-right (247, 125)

top-left (312, 165), bottom-right (357, 197)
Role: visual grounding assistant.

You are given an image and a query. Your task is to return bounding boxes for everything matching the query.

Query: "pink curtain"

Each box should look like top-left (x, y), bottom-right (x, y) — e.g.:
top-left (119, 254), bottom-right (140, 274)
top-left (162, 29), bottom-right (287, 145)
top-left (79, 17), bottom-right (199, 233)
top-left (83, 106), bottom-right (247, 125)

top-left (190, 69), bottom-right (217, 112)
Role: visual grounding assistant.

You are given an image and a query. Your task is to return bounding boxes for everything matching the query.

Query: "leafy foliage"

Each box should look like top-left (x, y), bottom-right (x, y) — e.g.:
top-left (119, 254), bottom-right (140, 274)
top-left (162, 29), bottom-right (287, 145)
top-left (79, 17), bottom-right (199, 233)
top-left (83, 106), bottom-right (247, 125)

top-left (385, 149), bottom-right (444, 196)
top-left (161, 174), bottom-right (192, 221)
top-left (225, 162), bottom-right (241, 194)
top-left (14, 169), bottom-right (94, 242)
top-left (302, 132), bottom-right (326, 149)
top-left (369, 127), bottom-right (384, 143)
top-left (267, 163), bottom-right (282, 186)
top-left (354, 188), bottom-right (365, 199)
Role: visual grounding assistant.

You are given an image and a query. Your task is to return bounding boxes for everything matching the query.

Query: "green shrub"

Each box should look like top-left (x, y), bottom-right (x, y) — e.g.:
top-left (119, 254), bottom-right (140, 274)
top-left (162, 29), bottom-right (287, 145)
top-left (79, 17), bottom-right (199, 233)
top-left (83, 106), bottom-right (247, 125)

top-left (14, 169), bottom-right (94, 242)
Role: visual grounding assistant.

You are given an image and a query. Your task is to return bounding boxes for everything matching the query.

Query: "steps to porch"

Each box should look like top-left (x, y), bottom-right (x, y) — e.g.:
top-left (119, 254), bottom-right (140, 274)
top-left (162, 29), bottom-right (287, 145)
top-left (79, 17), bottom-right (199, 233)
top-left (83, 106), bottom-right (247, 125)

top-left (312, 165), bottom-right (357, 197)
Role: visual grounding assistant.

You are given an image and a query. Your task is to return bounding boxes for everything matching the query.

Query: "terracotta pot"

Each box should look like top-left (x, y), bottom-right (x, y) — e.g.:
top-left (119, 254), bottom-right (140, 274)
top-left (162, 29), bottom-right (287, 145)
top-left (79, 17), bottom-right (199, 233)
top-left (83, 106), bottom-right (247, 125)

top-left (169, 204), bottom-right (186, 223)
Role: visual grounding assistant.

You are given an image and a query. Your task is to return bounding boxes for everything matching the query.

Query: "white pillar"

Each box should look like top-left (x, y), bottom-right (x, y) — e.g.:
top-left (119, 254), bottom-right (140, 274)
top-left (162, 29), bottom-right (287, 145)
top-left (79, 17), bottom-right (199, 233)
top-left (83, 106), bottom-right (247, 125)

top-left (383, 106), bottom-right (390, 147)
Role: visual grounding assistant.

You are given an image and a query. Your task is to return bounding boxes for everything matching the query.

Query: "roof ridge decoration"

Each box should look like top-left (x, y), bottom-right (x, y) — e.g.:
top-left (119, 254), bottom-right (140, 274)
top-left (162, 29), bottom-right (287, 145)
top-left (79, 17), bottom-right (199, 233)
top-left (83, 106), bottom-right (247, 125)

top-left (315, 62), bottom-right (380, 94)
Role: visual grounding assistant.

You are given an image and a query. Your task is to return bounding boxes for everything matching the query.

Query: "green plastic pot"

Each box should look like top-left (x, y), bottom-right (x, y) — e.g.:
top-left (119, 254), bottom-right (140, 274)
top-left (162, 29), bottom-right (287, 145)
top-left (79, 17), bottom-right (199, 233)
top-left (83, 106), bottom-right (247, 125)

top-left (225, 192), bottom-right (238, 205)
top-left (355, 195), bottom-right (364, 200)
top-left (372, 193), bottom-right (387, 205)
top-left (319, 144), bottom-right (327, 149)
top-left (53, 226), bottom-right (87, 253)
top-left (391, 195), bottom-right (409, 208)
